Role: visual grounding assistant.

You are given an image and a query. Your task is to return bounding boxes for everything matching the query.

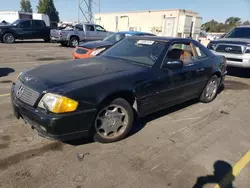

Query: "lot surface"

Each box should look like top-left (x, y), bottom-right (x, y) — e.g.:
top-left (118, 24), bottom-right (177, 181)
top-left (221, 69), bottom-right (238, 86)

top-left (0, 41), bottom-right (250, 188)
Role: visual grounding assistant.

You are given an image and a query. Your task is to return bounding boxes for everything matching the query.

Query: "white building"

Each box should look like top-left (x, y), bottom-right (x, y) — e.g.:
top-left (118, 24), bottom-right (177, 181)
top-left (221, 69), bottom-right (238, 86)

top-left (0, 11), bottom-right (50, 26)
top-left (94, 9), bottom-right (202, 40)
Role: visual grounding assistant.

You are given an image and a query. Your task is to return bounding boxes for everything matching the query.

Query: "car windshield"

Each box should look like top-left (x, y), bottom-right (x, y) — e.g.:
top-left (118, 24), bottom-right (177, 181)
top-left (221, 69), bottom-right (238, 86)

top-left (101, 38), bottom-right (166, 66)
top-left (11, 20), bottom-right (21, 26)
top-left (103, 33), bottom-right (126, 44)
top-left (224, 28), bottom-right (250, 39)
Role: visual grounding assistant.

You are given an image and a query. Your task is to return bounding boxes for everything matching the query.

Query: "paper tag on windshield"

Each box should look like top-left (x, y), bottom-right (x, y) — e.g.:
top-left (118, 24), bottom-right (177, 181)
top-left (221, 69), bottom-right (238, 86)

top-left (137, 40), bottom-right (154, 45)
top-left (125, 34), bottom-right (132, 36)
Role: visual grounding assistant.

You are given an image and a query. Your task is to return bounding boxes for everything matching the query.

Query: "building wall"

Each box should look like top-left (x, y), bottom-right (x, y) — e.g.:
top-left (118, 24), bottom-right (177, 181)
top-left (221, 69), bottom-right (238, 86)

top-left (94, 9), bottom-right (200, 37)
top-left (0, 11), bottom-right (19, 23)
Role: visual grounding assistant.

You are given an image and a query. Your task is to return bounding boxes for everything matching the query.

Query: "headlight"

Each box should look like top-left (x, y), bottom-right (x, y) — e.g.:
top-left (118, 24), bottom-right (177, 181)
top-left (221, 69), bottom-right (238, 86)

top-left (90, 48), bottom-right (106, 56)
top-left (38, 93), bottom-right (78, 113)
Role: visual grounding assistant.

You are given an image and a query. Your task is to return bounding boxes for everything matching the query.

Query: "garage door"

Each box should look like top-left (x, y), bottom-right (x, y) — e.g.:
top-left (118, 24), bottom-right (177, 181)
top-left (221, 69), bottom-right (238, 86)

top-left (164, 17), bottom-right (176, 37)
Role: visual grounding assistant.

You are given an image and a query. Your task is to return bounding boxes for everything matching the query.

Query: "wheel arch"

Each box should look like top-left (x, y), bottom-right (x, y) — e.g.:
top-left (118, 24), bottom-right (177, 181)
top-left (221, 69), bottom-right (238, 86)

top-left (70, 35), bottom-right (79, 41)
top-left (1, 31), bottom-right (16, 40)
top-left (98, 90), bottom-right (139, 115)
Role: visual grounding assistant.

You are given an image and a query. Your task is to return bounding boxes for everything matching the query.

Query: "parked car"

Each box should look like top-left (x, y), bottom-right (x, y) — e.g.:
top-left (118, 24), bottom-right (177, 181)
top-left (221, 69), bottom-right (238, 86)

top-left (50, 23), bottom-right (113, 47)
top-left (72, 31), bottom-right (156, 59)
top-left (11, 36), bottom-right (227, 143)
top-left (207, 25), bottom-right (250, 68)
top-left (0, 19), bottom-right (51, 43)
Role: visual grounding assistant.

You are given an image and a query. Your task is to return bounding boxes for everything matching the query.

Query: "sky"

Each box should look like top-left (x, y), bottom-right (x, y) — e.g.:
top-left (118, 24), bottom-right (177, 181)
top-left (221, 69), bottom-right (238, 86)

top-left (1, 0), bottom-right (250, 23)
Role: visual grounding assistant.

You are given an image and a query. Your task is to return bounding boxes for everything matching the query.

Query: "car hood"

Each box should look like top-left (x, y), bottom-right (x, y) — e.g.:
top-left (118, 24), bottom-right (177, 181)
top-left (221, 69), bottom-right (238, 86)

top-left (19, 56), bottom-right (143, 92)
top-left (212, 38), bottom-right (250, 45)
top-left (0, 25), bottom-right (15, 29)
top-left (78, 40), bottom-right (113, 49)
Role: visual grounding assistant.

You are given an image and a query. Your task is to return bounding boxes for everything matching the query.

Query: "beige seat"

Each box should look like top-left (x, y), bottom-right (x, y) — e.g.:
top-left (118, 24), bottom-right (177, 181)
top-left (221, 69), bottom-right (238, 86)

top-left (167, 49), bottom-right (192, 65)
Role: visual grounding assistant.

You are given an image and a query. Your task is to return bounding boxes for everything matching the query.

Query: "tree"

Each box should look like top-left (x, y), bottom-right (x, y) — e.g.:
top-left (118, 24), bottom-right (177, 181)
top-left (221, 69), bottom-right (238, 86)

top-left (20, 0), bottom-right (33, 13)
top-left (225, 17), bottom-right (241, 26)
top-left (202, 17), bottom-right (250, 33)
top-left (243, 21), bottom-right (250, 25)
top-left (37, 0), bottom-right (60, 23)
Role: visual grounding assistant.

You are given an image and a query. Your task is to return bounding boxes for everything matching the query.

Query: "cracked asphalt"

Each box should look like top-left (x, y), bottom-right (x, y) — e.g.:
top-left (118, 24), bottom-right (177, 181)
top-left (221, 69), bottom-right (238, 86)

top-left (0, 41), bottom-right (250, 188)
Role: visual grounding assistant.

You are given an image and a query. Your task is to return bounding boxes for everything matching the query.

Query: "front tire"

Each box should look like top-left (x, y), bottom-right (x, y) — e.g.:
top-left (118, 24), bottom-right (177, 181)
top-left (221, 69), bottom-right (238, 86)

top-left (92, 98), bottom-right (134, 143)
top-left (3, 33), bottom-right (15, 44)
top-left (200, 75), bottom-right (219, 103)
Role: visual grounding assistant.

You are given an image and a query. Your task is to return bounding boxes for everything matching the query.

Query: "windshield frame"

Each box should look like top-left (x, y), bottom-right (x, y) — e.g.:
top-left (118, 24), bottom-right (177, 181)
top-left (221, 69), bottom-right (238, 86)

top-left (11, 19), bottom-right (21, 26)
top-left (103, 33), bottom-right (126, 44)
top-left (224, 27), bottom-right (250, 39)
top-left (101, 37), bottom-right (167, 67)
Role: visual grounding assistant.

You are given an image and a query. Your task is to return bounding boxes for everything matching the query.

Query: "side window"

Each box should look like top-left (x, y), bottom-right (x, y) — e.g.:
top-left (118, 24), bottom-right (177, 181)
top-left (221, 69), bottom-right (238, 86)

top-left (19, 20), bottom-right (31, 28)
top-left (193, 44), bottom-right (208, 59)
top-left (75, 24), bottom-right (83, 31)
top-left (33, 20), bottom-right (45, 27)
top-left (95, 25), bottom-right (105, 32)
top-left (167, 42), bottom-right (195, 65)
top-left (85, 25), bottom-right (95, 31)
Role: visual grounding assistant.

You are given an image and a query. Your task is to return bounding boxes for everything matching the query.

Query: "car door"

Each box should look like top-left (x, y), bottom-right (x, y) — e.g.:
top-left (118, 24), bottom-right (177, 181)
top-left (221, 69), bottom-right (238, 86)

top-left (32, 20), bottom-right (47, 39)
top-left (166, 41), bottom-right (208, 102)
top-left (84, 24), bottom-right (98, 41)
top-left (95, 25), bottom-right (107, 40)
top-left (16, 20), bottom-right (33, 39)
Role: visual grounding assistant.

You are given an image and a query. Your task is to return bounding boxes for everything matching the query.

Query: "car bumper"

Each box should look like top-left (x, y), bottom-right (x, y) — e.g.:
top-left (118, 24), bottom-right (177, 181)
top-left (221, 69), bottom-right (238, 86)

top-left (50, 36), bottom-right (67, 43)
top-left (72, 48), bottom-right (93, 59)
top-left (212, 51), bottom-right (250, 68)
top-left (11, 85), bottom-right (97, 141)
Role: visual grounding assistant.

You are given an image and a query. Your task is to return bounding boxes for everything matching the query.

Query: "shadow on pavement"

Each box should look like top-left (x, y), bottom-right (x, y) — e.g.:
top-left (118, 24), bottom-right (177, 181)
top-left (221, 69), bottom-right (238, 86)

top-left (193, 160), bottom-right (235, 188)
top-left (0, 68), bottom-right (15, 77)
top-left (227, 67), bottom-right (250, 78)
top-left (14, 40), bottom-right (46, 44)
top-left (128, 99), bottom-right (199, 138)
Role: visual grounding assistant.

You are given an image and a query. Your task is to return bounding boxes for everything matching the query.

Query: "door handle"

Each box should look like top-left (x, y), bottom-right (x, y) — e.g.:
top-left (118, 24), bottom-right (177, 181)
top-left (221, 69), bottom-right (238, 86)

top-left (196, 68), bottom-right (204, 72)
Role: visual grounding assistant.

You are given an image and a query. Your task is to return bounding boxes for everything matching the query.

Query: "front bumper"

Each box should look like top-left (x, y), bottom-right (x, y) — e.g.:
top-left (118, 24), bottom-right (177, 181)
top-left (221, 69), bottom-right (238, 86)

top-left (212, 50), bottom-right (250, 68)
top-left (11, 85), bottom-right (96, 141)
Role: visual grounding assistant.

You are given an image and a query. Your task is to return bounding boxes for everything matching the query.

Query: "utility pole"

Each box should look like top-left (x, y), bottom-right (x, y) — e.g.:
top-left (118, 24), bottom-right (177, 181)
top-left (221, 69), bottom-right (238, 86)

top-left (78, 0), bottom-right (100, 24)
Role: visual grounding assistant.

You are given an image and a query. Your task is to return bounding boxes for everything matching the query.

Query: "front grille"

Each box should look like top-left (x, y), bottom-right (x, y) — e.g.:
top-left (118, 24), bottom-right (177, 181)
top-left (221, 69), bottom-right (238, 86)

top-left (226, 58), bottom-right (242, 62)
top-left (76, 48), bottom-right (88, 54)
top-left (14, 80), bottom-right (40, 106)
top-left (215, 44), bottom-right (242, 54)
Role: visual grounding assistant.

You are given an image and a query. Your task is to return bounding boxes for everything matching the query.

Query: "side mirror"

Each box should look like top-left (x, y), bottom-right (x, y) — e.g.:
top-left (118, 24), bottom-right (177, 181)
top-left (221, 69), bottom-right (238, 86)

top-left (162, 60), bottom-right (183, 70)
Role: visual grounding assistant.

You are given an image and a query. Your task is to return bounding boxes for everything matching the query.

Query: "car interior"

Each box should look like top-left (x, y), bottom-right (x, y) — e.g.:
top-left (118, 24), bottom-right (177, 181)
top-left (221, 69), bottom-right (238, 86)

top-left (166, 43), bottom-right (195, 65)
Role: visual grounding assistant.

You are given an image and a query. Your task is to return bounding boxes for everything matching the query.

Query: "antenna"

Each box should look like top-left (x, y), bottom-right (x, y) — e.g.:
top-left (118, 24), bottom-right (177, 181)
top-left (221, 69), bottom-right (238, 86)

top-left (78, 0), bottom-right (100, 24)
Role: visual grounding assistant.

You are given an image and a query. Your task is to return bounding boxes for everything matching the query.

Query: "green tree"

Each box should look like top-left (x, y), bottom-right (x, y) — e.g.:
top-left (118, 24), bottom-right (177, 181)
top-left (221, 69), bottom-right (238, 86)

top-left (243, 21), bottom-right (250, 25)
top-left (225, 17), bottom-right (241, 26)
top-left (37, 0), bottom-right (60, 24)
top-left (20, 0), bottom-right (33, 13)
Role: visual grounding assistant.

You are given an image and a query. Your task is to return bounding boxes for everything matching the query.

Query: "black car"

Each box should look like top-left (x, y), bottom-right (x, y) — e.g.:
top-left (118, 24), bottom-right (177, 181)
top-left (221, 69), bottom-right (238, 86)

top-left (11, 36), bottom-right (227, 143)
top-left (0, 19), bottom-right (51, 43)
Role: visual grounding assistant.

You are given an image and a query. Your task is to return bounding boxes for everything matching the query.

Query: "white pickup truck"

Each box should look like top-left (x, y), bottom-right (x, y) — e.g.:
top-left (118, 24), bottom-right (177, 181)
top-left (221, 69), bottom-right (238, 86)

top-left (207, 25), bottom-right (250, 68)
top-left (50, 23), bottom-right (113, 47)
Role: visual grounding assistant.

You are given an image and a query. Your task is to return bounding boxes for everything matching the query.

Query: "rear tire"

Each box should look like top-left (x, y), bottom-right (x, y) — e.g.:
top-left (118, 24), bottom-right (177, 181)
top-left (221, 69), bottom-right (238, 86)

top-left (200, 75), bottom-right (219, 103)
top-left (69, 37), bottom-right (79, 47)
top-left (3, 33), bottom-right (15, 44)
top-left (91, 98), bottom-right (134, 143)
